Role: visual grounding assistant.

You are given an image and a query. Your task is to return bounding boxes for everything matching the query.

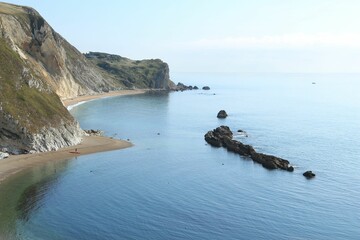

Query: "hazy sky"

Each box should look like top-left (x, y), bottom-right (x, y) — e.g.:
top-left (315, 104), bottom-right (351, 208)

top-left (4, 0), bottom-right (360, 73)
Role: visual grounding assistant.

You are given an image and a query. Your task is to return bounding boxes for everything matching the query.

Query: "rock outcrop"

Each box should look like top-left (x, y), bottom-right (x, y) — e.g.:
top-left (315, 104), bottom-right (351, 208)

top-left (84, 129), bottom-right (103, 136)
top-left (0, 152), bottom-right (9, 159)
top-left (202, 86), bottom-right (210, 90)
top-left (217, 110), bottom-right (228, 119)
top-left (205, 126), bottom-right (294, 172)
top-left (303, 171), bottom-right (316, 179)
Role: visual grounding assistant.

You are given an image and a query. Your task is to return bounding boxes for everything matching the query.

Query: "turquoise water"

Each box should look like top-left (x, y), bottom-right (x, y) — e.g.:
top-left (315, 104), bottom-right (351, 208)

top-left (0, 73), bottom-right (360, 239)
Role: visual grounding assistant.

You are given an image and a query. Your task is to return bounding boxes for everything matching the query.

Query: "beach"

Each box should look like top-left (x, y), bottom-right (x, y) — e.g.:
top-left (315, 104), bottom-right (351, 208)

top-left (0, 89), bottom-right (147, 184)
top-left (0, 136), bottom-right (132, 183)
top-left (62, 89), bottom-right (147, 108)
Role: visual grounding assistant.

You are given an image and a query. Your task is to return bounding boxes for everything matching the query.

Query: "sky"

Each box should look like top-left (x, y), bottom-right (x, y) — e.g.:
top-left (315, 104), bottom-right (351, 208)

top-left (3, 0), bottom-right (360, 73)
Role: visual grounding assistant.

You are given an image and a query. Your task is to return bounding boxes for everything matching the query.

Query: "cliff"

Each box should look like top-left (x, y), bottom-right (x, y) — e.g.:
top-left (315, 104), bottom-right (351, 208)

top-left (0, 2), bottom-right (173, 154)
top-left (85, 52), bottom-right (175, 90)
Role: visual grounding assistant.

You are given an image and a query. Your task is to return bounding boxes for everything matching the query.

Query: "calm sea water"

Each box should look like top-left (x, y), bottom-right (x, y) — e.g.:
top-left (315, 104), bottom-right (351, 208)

top-left (0, 73), bottom-right (359, 239)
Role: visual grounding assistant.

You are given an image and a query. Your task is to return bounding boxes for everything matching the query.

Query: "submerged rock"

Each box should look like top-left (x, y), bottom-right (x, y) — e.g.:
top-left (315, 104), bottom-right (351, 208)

top-left (303, 171), bottom-right (316, 179)
top-left (217, 110), bottom-right (228, 119)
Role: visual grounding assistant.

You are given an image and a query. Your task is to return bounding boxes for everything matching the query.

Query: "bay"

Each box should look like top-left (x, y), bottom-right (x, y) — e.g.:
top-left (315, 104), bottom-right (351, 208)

top-left (1, 73), bottom-right (359, 239)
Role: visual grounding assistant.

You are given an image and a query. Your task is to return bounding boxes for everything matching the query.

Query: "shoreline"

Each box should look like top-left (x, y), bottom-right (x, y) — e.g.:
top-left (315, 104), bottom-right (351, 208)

top-left (0, 89), bottom-right (147, 184)
top-left (62, 89), bottom-right (147, 108)
top-left (0, 136), bottom-right (132, 183)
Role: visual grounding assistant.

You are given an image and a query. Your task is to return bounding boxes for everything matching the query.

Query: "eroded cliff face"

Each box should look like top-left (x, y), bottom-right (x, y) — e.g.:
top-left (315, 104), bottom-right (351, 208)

top-left (0, 2), bottom-right (174, 154)
top-left (0, 3), bottom-right (121, 100)
top-left (0, 3), bottom-right (85, 153)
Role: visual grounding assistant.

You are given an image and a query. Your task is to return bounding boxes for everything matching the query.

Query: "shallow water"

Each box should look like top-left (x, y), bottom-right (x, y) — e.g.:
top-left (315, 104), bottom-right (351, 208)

top-left (1, 73), bottom-right (359, 239)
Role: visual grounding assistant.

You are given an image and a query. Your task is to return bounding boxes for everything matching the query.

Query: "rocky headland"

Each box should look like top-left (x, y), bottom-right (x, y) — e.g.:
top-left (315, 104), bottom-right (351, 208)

top-left (0, 2), bottom-right (174, 156)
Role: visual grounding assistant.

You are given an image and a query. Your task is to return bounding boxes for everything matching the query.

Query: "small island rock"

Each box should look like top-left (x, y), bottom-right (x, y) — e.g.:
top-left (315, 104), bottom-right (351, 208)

top-left (202, 86), bottom-right (210, 90)
top-left (303, 171), bottom-right (316, 179)
top-left (217, 110), bottom-right (228, 119)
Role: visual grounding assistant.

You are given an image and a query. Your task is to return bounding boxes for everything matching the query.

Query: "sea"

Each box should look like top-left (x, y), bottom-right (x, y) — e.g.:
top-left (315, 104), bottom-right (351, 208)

top-left (0, 73), bottom-right (359, 240)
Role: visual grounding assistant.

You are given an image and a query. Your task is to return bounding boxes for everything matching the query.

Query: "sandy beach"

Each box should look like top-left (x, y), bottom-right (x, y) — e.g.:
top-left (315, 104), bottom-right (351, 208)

top-left (0, 136), bottom-right (132, 183)
top-left (0, 89), bottom-right (147, 184)
top-left (62, 89), bottom-right (147, 108)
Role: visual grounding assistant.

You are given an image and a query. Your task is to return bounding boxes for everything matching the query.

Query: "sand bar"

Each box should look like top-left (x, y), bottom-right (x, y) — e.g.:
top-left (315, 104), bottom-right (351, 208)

top-left (62, 89), bottom-right (147, 107)
top-left (0, 136), bottom-right (132, 183)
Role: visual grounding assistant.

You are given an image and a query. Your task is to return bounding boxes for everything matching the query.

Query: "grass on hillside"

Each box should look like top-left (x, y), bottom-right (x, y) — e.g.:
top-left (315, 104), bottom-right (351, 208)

top-left (0, 38), bottom-right (72, 133)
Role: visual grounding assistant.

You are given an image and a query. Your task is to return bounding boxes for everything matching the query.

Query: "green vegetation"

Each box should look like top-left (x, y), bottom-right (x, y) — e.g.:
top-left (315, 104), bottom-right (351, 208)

top-left (85, 52), bottom-right (170, 89)
top-left (0, 38), bottom-right (71, 133)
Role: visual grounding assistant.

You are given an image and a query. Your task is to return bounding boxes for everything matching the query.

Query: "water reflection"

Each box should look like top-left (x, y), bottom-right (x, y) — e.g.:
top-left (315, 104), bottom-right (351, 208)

top-left (16, 173), bottom-right (60, 222)
top-left (0, 158), bottom-right (72, 238)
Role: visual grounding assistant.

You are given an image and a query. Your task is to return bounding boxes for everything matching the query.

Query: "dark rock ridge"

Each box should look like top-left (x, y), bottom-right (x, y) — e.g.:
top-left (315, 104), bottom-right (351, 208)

top-left (204, 126), bottom-right (294, 172)
top-left (174, 82), bottom-right (200, 91)
top-left (303, 171), bottom-right (316, 179)
top-left (217, 110), bottom-right (228, 119)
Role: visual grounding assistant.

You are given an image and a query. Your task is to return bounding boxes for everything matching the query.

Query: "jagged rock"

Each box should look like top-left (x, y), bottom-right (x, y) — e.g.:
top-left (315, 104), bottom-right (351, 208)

top-left (303, 171), bottom-right (315, 179)
top-left (204, 131), bottom-right (222, 147)
top-left (223, 137), bottom-right (254, 156)
top-left (217, 110), bottom-right (228, 119)
top-left (204, 126), bottom-right (294, 172)
top-left (204, 126), bottom-right (233, 147)
top-left (202, 86), bottom-right (210, 90)
top-left (251, 152), bottom-right (292, 171)
top-left (175, 82), bottom-right (194, 91)
top-left (0, 152), bottom-right (10, 159)
top-left (84, 129), bottom-right (103, 136)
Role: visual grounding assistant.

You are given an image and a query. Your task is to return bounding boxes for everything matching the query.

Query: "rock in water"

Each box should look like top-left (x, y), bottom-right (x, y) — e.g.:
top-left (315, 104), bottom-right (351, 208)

top-left (303, 171), bottom-right (316, 179)
top-left (202, 86), bottom-right (210, 90)
top-left (204, 126), bottom-right (233, 147)
top-left (204, 126), bottom-right (294, 172)
top-left (217, 110), bottom-right (228, 119)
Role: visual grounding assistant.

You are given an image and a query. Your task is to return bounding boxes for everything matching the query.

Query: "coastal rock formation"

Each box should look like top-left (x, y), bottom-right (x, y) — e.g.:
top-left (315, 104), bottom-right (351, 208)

top-left (0, 152), bottom-right (9, 159)
top-left (303, 171), bottom-right (316, 179)
top-left (0, 3), bottom-right (122, 100)
top-left (202, 86), bottom-right (210, 90)
top-left (0, 2), bottom-right (173, 153)
top-left (84, 129), bottom-right (103, 136)
top-left (204, 125), bottom-right (233, 147)
top-left (217, 110), bottom-right (228, 119)
top-left (204, 126), bottom-right (294, 172)
top-left (85, 52), bottom-right (175, 90)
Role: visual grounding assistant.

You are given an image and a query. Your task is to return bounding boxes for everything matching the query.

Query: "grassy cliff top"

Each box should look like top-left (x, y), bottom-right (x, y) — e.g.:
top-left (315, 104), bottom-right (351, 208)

top-left (85, 52), bottom-right (171, 89)
top-left (0, 37), bottom-right (72, 133)
top-left (0, 2), bottom-right (25, 14)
